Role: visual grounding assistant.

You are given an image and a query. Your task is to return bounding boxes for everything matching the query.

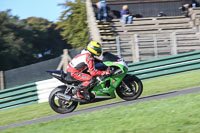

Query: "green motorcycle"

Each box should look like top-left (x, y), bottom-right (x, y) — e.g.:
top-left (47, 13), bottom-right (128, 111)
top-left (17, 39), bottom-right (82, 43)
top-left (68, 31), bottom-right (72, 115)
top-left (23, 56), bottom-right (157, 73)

top-left (47, 52), bottom-right (143, 114)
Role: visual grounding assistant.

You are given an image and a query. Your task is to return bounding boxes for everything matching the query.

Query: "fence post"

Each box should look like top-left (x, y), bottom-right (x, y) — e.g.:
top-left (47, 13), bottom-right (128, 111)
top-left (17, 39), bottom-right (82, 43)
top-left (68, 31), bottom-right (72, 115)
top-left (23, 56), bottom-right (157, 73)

top-left (0, 71), bottom-right (4, 90)
top-left (57, 49), bottom-right (72, 73)
top-left (170, 32), bottom-right (177, 55)
top-left (153, 34), bottom-right (158, 58)
top-left (196, 15), bottom-right (200, 32)
top-left (131, 34), bottom-right (140, 62)
top-left (116, 36), bottom-right (121, 58)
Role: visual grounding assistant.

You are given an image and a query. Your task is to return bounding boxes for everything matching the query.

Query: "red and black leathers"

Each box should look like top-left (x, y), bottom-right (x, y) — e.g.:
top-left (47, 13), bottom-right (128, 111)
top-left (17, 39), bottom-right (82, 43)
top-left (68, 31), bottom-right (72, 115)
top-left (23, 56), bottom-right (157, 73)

top-left (67, 50), bottom-right (109, 92)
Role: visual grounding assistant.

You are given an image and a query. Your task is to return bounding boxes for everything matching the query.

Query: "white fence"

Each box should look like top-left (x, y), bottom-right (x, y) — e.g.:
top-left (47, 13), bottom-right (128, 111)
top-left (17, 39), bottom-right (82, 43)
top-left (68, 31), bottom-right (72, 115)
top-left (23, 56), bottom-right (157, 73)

top-left (115, 31), bottom-right (200, 62)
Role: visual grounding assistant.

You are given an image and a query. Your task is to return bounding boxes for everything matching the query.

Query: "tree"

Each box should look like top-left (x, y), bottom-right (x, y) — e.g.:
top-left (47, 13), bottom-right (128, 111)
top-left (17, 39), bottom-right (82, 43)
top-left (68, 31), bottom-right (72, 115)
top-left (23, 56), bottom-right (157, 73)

top-left (22, 17), bottom-right (70, 61)
top-left (57, 0), bottom-right (89, 48)
top-left (0, 10), bottom-right (71, 70)
top-left (0, 10), bottom-right (34, 70)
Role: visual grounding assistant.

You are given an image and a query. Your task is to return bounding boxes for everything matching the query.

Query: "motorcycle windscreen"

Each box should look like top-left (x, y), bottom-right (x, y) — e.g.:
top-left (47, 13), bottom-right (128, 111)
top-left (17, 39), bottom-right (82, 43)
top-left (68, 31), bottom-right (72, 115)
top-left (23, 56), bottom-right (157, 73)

top-left (102, 52), bottom-right (120, 62)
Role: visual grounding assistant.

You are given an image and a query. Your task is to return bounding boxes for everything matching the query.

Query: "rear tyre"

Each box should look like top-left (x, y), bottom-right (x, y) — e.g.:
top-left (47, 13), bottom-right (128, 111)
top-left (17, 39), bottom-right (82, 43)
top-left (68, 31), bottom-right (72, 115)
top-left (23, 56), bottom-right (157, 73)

top-left (116, 75), bottom-right (143, 101)
top-left (49, 87), bottom-right (78, 114)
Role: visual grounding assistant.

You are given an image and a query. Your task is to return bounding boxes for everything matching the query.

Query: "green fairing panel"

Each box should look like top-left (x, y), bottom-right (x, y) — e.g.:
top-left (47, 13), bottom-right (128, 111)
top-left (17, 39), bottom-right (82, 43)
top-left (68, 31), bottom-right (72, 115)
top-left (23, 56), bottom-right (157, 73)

top-left (104, 61), bottom-right (128, 73)
top-left (92, 61), bottom-right (128, 98)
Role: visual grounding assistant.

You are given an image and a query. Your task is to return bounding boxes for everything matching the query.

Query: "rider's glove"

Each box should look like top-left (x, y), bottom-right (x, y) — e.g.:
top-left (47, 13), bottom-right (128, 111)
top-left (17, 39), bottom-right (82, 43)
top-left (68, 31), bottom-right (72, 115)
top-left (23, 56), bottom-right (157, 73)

top-left (105, 69), bottom-right (110, 75)
top-left (105, 67), bottom-right (110, 75)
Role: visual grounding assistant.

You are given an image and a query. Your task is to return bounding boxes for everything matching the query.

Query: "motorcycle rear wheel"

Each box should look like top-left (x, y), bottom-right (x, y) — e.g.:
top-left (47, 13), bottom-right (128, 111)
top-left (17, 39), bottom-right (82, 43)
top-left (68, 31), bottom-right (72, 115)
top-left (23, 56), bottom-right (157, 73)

top-left (116, 75), bottom-right (143, 101)
top-left (49, 87), bottom-right (78, 114)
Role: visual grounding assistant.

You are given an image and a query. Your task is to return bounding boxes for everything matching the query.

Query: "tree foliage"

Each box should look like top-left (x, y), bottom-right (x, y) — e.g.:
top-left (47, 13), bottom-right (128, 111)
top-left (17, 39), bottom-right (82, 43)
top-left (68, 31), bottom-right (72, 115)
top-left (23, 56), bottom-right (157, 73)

top-left (0, 0), bottom-right (89, 70)
top-left (57, 0), bottom-right (89, 48)
top-left (0, 10), bottom-right (32, 70)
top-left (22, 17), bottom-right (70, 60)
top-left (0, 10), bottom-right (70, 70)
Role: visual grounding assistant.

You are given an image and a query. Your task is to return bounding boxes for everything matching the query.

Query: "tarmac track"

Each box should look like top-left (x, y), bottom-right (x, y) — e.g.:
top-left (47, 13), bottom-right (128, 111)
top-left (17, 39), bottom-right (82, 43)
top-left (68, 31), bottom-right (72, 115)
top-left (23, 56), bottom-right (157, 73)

top-left (0, 86), bottom-right (200, 130)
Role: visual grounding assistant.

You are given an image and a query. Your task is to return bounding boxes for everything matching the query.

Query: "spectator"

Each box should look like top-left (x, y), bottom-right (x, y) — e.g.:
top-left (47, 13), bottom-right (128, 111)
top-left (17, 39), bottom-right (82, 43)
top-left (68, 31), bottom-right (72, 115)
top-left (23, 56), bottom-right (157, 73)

top-left (96, 0), bottom-right (108, 22)
top-left (157, 12), bottom-right (167, 17)
top-left (192, 0), bottom-right (200, 7)
top-left (120, 5), bottom-right (133, 24)
top-left (196, 0), bottom-right (200, 7)
top-left (179, 0), bottom-right (200, 17)
top-left (179, 3), bottom-right (190, 17)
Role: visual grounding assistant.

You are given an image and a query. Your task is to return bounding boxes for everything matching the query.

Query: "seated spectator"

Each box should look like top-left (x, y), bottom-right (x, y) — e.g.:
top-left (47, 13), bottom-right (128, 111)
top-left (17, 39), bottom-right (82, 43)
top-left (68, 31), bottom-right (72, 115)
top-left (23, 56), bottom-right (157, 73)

top-left (192, 0), bottom-right (200, 7)
top-left (96, 0), bottom-right (108, 22)
top-left (196, 0), bottom-right (200, 6)
top-left (120, 5), bottom-right (133, 24)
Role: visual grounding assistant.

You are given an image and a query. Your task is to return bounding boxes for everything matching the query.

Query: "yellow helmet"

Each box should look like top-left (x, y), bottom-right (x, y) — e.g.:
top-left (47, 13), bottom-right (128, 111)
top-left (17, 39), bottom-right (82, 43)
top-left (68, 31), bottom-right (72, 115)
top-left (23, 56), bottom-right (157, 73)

top-left (87, 41), bottom-right (102, 56)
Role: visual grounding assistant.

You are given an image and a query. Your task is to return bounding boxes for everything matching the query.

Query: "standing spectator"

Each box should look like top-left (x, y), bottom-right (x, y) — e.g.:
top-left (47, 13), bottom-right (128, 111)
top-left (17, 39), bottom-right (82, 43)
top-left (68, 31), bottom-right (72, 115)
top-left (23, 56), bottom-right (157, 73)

top-left (120, 5), bottom-right (133, 24)
top-left (179, 3), bottom-right (190, 17)
top-left (179, 0), bottom-right (200, 17)
top-left (96, 0), bottom-right (108, 22)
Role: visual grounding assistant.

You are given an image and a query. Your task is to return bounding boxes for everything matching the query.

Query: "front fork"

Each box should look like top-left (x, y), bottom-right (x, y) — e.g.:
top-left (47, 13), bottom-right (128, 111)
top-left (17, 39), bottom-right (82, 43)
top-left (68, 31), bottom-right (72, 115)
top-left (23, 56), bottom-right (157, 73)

top-left (121, 81), bottom-right (132, 92)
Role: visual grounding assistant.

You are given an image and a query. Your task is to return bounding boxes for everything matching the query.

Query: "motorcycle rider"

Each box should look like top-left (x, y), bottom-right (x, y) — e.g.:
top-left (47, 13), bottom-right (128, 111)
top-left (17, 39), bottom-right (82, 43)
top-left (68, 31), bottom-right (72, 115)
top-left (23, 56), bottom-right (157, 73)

top-left (66, 41), bottom-right (110, 99)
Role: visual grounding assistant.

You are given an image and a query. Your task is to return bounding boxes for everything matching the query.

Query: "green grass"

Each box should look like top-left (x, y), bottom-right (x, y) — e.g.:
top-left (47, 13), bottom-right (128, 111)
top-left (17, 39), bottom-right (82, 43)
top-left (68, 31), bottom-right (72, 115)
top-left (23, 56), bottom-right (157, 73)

top-left (2, 91), bottom-right (200, 133)
top-left (141, 70), bottom-right (200, 97)
top-left (0, 70), bottom-right (200, 128)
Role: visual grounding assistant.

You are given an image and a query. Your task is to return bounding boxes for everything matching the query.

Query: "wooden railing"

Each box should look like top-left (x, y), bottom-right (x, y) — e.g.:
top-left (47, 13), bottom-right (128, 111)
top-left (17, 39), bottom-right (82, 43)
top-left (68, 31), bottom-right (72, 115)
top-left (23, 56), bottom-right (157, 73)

top-left (113, 16), bottom-right (193, 33)
top-left (131, 31), bottom-right (200, 62)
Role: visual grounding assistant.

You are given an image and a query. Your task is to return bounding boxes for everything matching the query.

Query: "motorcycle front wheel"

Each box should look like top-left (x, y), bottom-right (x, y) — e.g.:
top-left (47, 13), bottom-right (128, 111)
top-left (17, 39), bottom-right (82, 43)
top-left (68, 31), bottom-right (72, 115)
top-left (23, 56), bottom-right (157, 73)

top-left (49, 87), bottom-right (78, 114)
top-left (116, 75), bottom-right (143, 101)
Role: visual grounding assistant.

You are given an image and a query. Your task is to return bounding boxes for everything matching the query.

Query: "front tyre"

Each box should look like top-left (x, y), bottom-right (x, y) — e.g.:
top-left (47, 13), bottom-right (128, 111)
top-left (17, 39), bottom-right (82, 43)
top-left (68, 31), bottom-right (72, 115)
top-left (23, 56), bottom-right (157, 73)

top-left (116, 75), bottom-right (143, 101)
top-left (49, 87), bottom-right (78, 114)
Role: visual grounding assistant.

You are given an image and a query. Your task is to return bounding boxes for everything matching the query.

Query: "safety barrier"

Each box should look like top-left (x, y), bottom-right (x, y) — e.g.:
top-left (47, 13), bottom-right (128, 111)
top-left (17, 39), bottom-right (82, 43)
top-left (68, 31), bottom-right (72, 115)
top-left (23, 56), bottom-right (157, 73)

top-left (0, 51), bottom-right (200, 110)
top-left (36, 78), bottom-right (64, 103)
top-left (128, 50), bottom-right (200, 79)
top-left (0, 79), bottom-right (63, 110)
top-left (0, 83), bottom-right (38, 110)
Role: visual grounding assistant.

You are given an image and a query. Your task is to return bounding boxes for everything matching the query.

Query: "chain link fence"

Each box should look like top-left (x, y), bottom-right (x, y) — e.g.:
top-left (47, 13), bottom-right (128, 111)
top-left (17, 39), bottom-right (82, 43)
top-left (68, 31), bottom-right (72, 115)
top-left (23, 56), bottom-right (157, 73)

top-left (3, 48), bottom-right (82, 89)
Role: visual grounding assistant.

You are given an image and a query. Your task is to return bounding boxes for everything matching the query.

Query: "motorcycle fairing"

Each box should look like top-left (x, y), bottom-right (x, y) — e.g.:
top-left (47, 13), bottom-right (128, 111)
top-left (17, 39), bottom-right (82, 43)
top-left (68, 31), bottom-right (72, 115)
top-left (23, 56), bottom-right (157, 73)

top-left (92, 62), bottom-right (128, 98)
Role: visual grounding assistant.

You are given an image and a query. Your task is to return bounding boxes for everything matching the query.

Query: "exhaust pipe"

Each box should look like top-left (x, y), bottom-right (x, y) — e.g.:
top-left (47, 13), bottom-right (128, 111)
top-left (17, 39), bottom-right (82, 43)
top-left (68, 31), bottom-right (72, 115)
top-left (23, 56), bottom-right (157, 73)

top-left (56, 93), bottom-right (71, 101)
top-left (56, 92), bottom-right (88, 103)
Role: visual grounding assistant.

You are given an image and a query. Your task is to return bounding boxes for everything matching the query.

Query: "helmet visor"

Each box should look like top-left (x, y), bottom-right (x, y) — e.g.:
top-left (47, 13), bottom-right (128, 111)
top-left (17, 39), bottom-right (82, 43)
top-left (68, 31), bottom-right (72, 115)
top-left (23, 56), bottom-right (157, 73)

top-left (91, 45), bottom-right (102, 56)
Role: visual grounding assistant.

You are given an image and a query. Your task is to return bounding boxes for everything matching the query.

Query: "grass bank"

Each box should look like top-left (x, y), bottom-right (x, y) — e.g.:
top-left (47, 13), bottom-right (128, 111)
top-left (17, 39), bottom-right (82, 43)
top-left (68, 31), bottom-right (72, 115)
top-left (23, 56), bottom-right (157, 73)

top-left (2, 91), bottom-right (200, 133)
top-left (0, 70), bottom-right (200, 127)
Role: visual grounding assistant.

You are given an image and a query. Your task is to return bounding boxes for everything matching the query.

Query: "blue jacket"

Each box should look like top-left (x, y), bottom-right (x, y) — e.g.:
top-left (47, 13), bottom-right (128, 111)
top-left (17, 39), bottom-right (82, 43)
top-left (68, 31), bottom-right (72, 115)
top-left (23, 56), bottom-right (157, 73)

top-left (99, 1), bottom-right (107, 8)
top-left (120, 9), bottom-right (130, 17)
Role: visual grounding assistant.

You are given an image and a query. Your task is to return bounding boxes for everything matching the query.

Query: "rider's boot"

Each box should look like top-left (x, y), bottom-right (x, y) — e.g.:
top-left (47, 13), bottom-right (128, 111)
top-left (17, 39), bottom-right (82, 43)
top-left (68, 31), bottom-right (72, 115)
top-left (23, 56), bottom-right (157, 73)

top-left (73, 88), bottom-right (84, 99)
top-left (73, 88), bottom-right (92, 101)
top-left (77, 89), bottom-right (84, 99)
